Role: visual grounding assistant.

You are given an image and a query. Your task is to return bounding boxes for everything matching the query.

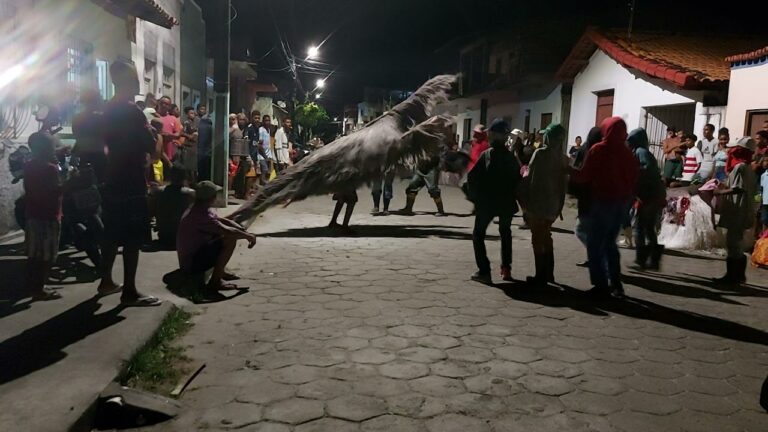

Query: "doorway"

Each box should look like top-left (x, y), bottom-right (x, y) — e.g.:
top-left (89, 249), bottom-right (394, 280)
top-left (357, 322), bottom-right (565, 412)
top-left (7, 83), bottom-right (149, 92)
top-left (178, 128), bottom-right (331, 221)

top-left (643, 103), bottom-right (696, 166)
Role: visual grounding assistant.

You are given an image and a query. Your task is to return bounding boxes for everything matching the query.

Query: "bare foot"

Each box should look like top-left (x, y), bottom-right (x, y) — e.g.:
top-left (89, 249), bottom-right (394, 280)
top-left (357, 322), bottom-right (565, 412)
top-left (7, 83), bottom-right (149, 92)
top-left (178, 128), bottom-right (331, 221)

top-left (97, 280), bottom-right (123, 296)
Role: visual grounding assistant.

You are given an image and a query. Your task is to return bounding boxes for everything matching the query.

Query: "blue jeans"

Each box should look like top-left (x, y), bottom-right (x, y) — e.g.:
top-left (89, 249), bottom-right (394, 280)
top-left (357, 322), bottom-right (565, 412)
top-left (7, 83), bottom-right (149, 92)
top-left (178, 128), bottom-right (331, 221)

top-left (633, 204), bottom-right (661, 249)
top-left (587, 200), bottom-right (627, 287)
top-left (575, 216), bottom-right (590, 248)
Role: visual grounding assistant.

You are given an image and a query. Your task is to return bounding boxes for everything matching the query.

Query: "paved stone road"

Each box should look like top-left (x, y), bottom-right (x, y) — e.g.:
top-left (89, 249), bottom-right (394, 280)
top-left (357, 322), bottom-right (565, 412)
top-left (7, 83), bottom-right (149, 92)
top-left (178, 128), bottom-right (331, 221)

top-left (144, 185), bottom-right (768, 432)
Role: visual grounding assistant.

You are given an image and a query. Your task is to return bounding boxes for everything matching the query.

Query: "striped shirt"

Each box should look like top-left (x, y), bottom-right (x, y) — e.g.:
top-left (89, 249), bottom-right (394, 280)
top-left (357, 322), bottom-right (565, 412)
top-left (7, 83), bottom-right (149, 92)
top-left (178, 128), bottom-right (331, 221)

top-left (681, 146), bottom-right (702, 181)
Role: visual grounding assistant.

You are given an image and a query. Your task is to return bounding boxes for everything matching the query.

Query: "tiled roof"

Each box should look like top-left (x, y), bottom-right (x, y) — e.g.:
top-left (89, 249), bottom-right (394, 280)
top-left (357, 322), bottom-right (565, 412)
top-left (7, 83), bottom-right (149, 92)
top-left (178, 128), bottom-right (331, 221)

top-left (556, 28), bottom-right (768, 89)
top-left (92, 0), bottom-right (178, 29)
top-left (726, 46), bottom-right (768, 63)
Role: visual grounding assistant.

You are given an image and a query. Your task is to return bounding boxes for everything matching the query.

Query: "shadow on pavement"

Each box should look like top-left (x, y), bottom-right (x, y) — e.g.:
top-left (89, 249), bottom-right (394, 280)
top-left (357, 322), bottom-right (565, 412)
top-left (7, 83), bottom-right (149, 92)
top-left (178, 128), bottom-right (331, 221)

top-left (662, 249), bottom-right (723, 262)
top-left (497, 282), bottom-right (768, 346)
top-left (259, 224), bottom-right (493, 241)
top-left (625, 272), bottom-right (768, 301)
top-left (0, 296), bottom-right (126, 385)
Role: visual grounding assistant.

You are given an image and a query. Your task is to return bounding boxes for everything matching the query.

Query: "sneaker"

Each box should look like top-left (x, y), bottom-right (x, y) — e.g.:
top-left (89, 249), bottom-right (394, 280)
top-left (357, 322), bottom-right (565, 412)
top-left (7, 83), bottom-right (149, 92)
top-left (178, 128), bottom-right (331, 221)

top-left (576, 260), bottom-right (589, 268)
top-left (500, 266), bottom-right (513, 282)
top-left (470, 271), bottom-right (493, 285)
top-left (371, 207), bottom-right (380, 215)
top-left (435, 211), bottom-right (447, 217)
top-left (381, 210), bottom-right (390, 216)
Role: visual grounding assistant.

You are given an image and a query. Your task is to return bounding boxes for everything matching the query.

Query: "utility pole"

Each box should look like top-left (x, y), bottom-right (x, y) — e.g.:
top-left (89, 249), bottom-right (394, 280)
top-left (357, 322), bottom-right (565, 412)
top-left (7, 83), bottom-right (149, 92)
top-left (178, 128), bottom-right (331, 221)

top-left (211, 0), bottom-right (231, 206)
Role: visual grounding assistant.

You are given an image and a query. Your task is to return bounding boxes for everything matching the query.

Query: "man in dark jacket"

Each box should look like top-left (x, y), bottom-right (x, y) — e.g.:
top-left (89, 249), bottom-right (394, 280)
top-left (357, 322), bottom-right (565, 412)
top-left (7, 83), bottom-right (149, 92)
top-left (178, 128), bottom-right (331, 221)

top-left (467, 119), bottom-right (522, 284)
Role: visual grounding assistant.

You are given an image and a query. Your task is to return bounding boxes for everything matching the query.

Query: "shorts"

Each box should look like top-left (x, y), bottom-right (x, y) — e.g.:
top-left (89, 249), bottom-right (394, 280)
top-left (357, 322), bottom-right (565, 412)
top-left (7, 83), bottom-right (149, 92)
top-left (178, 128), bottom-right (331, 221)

top-left (26, 219), bottom-right (61, 262)
top-left (102, 194), bottom-right (150, 247)
top-left (189, 238), bottom-right (223, 274)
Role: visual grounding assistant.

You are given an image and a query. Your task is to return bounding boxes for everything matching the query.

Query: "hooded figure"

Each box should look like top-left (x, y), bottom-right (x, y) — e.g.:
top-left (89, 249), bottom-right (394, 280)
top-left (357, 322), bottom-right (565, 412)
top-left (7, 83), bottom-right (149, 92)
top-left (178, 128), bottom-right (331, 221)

top-left (466, 124), bottom-right (489, 173)
top-left (627, 128), bottom-right (665, 270)
top-left (523, 124), bottom-right (568, 286)
top-left (573, 116), bottom-right (639, 298)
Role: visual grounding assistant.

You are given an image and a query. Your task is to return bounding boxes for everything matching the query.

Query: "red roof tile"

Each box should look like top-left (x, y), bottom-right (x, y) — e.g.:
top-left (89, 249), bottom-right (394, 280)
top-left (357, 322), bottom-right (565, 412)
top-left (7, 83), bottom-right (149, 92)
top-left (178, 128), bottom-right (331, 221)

top-left (726, 46), bottom-right (768, 63)
top-left (556, 28), bottom-right (768, 89)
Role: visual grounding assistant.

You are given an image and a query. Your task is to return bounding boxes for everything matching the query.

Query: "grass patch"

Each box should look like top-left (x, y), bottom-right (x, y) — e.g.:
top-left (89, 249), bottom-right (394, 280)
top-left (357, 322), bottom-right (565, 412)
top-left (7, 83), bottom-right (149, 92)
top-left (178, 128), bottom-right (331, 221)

top-left (120, 307), bottom-right (194, 396)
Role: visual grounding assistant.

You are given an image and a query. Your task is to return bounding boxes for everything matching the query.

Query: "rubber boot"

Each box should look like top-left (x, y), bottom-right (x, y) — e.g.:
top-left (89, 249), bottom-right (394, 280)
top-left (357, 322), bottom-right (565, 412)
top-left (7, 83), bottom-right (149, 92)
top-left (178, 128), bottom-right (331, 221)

top-left (526, 254), bottom-right (546, 287)
top-left (433, 197), bottom-right (446, 216)
top-left (400, 193), bottom-right (416, 215)
top-left (631, 246), bottom-right (649, 270)
top-left (648, 245), bottom-right (664, 271)
top-left (715, 258), bottom-right (735, 284)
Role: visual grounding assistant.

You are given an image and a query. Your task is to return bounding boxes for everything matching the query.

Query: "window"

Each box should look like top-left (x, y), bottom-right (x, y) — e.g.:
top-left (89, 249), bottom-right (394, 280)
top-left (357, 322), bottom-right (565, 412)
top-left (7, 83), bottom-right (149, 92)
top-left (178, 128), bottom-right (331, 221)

top-left (595, 89), bottom-right (615, 126)
top-left (745, 110), bottom-right (768, 137)
top-left (162, 67), bottom-right (175, 99)
top-left (144, 60), bottom-right (156, 95)
top-left (96, 59), bottom-right (112, 101)
top-left (540, 113), bottom-right (553, 129)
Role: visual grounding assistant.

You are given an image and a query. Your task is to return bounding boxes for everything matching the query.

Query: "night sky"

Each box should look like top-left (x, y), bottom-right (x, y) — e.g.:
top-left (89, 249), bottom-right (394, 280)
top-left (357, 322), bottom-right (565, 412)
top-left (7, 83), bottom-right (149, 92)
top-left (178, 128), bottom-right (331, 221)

top-left (201, 0), bottom-right (764, 114)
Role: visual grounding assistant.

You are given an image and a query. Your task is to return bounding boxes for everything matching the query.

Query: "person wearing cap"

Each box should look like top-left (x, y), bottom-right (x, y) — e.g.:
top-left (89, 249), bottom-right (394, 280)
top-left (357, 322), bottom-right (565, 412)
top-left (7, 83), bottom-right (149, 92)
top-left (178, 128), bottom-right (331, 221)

top-left (714, 137), bottom-right (756, 285)
top-left (466, 124), bottom-right (489, 173)
top-left (521, 124), bottom-right (568, 287)
top-left (467, 118), bottom-right (521, 284)
top-left (177, 181), bottom-right (257, 292)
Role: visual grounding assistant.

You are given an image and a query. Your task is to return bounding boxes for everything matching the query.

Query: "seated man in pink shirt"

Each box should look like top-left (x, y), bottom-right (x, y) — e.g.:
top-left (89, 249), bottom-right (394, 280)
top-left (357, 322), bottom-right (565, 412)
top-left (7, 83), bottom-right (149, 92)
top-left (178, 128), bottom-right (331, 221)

top-left (177, 181), bottom-right (256, 291)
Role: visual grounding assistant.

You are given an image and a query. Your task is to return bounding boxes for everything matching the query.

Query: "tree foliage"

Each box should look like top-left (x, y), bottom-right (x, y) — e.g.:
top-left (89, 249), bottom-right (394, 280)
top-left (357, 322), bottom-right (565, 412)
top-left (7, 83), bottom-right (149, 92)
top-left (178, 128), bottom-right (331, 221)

top-left (295, 102), bottom-right (330, 131)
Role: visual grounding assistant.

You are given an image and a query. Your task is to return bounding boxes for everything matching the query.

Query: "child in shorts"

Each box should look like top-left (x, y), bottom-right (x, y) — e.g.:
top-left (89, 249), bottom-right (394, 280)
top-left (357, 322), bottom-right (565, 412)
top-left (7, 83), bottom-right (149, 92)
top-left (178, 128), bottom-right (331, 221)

top-left (24, 132), bottom-right (63, 301)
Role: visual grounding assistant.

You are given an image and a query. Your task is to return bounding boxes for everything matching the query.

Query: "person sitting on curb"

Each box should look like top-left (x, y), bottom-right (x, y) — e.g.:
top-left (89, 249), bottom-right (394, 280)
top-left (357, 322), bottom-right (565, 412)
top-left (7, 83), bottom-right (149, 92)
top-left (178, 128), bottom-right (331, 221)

top-left (176, 181), bottom-right (256, 292)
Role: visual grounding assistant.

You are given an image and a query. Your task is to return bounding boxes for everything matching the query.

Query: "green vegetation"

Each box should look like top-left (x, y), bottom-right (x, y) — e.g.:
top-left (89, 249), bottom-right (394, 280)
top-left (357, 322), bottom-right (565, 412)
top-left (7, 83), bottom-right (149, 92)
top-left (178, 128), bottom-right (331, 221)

top-left (120, 307), bottom-right (193, 395)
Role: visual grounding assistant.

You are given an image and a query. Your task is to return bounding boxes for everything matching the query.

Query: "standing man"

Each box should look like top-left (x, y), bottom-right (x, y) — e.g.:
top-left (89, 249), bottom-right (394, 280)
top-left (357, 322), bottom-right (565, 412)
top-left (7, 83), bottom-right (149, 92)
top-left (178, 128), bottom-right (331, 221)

top-left (681, 134), bottom-right (702, 183)
top-left (274, 117), bottom-right (294, 172)
top-left (467, 119), bottom-right (521, 284)
top-left (662, 127), bottom-right (683, 185)
top-left (98, 60), bottom-right (161, 306)
top-left (572, 117), bottom-right (639, 299)
top-left (753, 130), bottom-right (768, 178)
top-left (196, 103), bottom-right (212, 181)
top-left (181, 106), bottom-right (199, 181)
top-left (697, 123), bottom-right (718, 180)
top-left (72, 89), bottom-right (106, 182)
top-left (258, 115), bottom-right (275, 183)
top-left (715, 137), bottom-right (756, 285)
top-left (143, 92), bottom-right (158, 122)
top-left (371, 170), bottom-right (395, 215)
top-left (157, 96), bottom-right (184, 166)
top-left (398, 154), bottom-right (446, 216)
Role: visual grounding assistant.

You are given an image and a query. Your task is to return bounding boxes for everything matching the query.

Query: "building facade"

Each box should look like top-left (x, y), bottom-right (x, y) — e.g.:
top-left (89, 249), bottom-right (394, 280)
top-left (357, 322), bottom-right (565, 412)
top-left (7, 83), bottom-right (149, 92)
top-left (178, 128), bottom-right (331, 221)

top-left (725, 46), bottom-right (768, 137)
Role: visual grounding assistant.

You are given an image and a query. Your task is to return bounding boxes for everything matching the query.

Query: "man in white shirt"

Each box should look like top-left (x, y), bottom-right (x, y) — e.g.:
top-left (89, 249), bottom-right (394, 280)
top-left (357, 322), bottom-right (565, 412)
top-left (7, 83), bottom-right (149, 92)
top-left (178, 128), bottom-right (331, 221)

top-left (274, 117), bottom-right (294, 172)
top-left (696, 123), bottom-right (717, 180)
top-left (257, 115), bottom-right (274, 184)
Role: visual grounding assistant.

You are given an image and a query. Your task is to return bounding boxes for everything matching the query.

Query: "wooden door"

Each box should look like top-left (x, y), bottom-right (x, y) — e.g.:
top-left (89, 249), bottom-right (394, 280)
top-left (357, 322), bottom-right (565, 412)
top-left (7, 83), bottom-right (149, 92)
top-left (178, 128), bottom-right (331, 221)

top-left (540, 113), bottom-right (553, 129)
top-left (595, 90), bottom-right (614, 126)
top-left (746, 110), bottom-right (768, 136)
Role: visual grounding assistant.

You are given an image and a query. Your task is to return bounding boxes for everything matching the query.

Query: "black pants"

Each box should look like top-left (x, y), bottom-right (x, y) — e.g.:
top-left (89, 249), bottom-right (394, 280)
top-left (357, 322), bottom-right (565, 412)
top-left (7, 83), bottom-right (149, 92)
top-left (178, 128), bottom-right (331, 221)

top-left (198, 155), bottom-right (211, 182)
top-left (473, 208), bottom-right (512, 274)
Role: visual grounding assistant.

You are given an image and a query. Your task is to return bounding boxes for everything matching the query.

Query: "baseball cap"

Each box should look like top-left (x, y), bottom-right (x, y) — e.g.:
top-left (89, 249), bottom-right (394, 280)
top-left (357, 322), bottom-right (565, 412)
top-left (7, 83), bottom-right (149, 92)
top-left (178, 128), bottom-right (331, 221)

top-left (195, 181), bottom-right (222, 201)
top-left (727, 137), bottom-right (756, 151)
top-left (473, 124), bottom-right (486, 134)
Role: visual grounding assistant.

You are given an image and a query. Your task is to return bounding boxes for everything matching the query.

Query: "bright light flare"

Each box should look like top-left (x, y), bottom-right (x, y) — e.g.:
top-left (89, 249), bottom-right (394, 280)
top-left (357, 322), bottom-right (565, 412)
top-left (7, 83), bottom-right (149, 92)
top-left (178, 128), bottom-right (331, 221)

top-left (307, 46), bottom-right (319, 58)
top-left (315, 93), bottom-right (321, 99)
top-left (316, 79), bottom-right (325, 88)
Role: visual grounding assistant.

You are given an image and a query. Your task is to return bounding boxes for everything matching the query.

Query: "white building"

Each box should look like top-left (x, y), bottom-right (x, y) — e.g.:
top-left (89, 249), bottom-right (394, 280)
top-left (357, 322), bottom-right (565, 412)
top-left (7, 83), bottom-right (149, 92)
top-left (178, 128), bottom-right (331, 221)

top-left (724, 46), bottom-right (768, 137)
top-left (0, 0), bottom-right (198, 235)
top-left (556, 28), bottom-right (767, 160)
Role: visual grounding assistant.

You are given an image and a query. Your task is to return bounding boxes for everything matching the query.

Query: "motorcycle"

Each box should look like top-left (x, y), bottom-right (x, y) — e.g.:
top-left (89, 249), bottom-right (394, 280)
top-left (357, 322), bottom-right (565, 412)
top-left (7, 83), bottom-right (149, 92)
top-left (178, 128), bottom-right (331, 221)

top-left (10, 103), bottom-right (104, 268)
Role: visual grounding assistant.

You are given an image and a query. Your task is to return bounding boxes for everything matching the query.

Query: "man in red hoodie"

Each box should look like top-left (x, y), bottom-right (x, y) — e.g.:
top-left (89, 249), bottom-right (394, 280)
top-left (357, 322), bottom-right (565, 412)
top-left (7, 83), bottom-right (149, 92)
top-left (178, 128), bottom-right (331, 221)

top-left (466, 124), bottom-right (489, 172)
top-left (572, 117), bottom-right (639, 298)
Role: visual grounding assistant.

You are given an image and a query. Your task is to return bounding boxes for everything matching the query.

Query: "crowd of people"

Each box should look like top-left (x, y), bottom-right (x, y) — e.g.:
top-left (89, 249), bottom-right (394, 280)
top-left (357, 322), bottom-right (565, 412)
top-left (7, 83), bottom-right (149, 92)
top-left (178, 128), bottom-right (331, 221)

top-left (19, 59), bottom-right (768, 303)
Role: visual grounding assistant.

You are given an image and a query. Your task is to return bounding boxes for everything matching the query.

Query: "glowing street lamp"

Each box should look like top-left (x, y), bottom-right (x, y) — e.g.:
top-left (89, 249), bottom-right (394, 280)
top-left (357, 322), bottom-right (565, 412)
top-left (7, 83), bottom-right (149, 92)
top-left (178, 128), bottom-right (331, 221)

top-left (315, 93), bottom-right (321, 99)
top-left (316, 78), bottom-right (325, 89)
top-left (307, 46), bottom-right (319, 59)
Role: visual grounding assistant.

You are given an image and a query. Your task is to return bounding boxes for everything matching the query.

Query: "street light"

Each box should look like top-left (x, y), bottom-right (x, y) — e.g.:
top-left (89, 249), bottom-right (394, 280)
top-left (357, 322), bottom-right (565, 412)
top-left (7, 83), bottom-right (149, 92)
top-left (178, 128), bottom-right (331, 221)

top-left (315, 93), bottom-right (321, 99)
top-left (307, 46), bottom-right (319, 59)
top-left (316, 78), bottom-right (325, 89)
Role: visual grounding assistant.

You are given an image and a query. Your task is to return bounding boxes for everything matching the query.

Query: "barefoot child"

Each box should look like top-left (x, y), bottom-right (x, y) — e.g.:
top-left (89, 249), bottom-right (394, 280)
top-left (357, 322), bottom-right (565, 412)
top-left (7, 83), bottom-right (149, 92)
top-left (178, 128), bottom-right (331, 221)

top-left (329, 187), bottom-right (357, 233)
top-left (24, 132), bottom-right (63, 300)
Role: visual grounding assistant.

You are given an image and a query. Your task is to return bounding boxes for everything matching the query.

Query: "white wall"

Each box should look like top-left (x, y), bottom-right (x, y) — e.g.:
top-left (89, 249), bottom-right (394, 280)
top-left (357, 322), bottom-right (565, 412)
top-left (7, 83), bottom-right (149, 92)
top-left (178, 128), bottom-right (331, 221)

top-left (512, 84), bottom-right (563, 132)
top-left (725, 61), bottom-right (768, 136)
top-left (568, 50), bottom-right (702, 145)
top-left (134, 0), bottom-right (182, 103)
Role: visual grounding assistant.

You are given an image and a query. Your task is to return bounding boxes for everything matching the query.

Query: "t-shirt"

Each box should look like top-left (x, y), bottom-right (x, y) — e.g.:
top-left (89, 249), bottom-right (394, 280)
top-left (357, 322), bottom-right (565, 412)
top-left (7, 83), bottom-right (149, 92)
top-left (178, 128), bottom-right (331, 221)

top-left (275, 127), bottom-right (289, 149)
top-left (697, 137), bottom-right (717, 178)
top-left (681, 146), bottom-right (702, 181)
top-left (762, 171), bottom-right (768, 206)
top-left (718, 163), bottom-right (756, 231)
top-left (177, 204), bottom-right (221, 270)
top-left (160, 114), bottom-right (182, 161)
top-left (23, 159), bottom-right (62, 221)
top-left (258, 126), bottom-right (273, 161)
top-left (72, 111), bottom-right (105, 155)
top-left (103, 100), bottom-right (155, 196)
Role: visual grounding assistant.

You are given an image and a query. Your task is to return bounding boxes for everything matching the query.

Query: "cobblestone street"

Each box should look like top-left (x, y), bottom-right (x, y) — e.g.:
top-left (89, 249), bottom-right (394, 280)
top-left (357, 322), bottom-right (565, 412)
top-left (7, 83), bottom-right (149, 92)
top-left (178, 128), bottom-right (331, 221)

top-left (146, 185), bottom-right (768, 432)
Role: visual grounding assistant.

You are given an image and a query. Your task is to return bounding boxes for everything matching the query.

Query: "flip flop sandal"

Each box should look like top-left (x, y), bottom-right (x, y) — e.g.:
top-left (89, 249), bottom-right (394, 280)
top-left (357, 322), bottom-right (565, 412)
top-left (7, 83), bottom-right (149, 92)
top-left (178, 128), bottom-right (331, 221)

top-left (121, 296), bottom-right (162, 307)
top-left (33, 290), bottom-right (62, 301)
top-left (209, 282), bottom-right (243, 291)
top-left (97, 284), bottom-right (123, 297)
top-left (222, 272), bottom-right (241, 282)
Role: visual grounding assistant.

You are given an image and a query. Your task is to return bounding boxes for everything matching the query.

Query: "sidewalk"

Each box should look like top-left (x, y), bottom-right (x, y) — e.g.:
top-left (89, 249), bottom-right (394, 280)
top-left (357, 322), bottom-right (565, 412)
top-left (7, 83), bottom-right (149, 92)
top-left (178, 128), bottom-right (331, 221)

top-left (0, 233), bottom-right (185, 432)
